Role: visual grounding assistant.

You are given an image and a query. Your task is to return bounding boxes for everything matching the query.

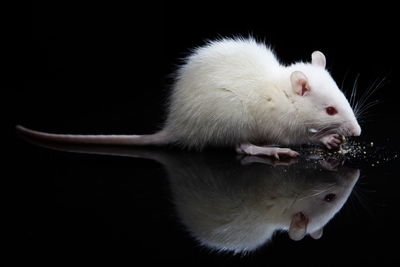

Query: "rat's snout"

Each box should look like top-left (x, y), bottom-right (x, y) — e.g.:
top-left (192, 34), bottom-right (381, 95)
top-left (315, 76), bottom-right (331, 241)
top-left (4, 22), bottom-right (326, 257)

top-left (350, 123), bottom-right (362, 136)
top-left (345, 120), bottom-right (361, 136)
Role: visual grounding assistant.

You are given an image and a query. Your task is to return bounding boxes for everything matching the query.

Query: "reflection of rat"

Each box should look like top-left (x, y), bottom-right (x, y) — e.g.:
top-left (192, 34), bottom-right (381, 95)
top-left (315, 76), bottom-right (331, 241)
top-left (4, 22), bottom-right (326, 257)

top-left (165, 156), bottom-right (359, 252)
top-left (16, 38), bottom-right (361, 158)
top-left (15, 137), bottom-right (360, 253)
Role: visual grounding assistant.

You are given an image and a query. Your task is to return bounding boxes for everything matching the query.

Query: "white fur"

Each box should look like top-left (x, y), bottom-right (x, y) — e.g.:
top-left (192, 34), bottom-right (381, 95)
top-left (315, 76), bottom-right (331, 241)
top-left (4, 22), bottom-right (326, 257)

top-left (16, 37), bottom-right (361, 150)
top-left (165, 37), bottom-right (361, 149)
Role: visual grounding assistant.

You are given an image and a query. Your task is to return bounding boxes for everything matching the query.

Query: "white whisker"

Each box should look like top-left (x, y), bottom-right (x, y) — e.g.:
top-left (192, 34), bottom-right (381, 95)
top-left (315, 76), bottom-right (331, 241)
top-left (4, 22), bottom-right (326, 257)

top-left (354, 76), bottom-right (386, 119)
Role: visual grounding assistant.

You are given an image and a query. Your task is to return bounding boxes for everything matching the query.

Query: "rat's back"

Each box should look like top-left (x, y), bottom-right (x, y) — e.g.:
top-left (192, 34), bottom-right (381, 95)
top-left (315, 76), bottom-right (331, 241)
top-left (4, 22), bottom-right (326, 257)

top-left (165, 38), bottom-right (282, 149)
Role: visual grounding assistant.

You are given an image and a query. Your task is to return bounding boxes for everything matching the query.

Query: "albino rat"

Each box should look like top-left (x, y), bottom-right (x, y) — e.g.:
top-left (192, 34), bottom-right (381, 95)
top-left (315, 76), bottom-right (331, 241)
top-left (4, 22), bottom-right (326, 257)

top-left (17, 37), bottom-right (361, 158)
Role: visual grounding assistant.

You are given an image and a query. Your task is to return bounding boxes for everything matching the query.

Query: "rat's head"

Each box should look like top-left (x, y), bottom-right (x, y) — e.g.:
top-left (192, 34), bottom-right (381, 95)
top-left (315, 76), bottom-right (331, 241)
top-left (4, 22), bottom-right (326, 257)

top-left (287, 167), bottom-right (360, 241)
top-left (288, 52), bottom-right (361, 141)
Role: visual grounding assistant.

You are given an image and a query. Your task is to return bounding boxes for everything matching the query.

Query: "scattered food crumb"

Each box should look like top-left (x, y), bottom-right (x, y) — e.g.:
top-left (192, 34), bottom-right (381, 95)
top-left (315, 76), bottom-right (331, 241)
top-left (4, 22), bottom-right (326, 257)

top-left (302, 139), bottom-right (399, 167)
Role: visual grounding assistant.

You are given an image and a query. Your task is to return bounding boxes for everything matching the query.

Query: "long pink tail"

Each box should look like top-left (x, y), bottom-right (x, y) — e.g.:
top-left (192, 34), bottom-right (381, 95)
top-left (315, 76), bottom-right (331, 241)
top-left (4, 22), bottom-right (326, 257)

top-left (16, 125), bottom-right (169, 146)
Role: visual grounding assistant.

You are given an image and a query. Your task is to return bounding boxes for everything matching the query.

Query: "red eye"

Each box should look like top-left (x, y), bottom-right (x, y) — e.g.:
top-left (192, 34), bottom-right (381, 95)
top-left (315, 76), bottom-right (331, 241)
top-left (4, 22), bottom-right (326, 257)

top-left (326, 106), bottom-right (337, 115)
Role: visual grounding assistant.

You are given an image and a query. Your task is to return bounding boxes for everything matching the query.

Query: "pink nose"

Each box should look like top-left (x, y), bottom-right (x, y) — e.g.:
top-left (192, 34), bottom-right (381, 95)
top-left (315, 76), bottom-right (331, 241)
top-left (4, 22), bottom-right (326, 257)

top-left (351, 125), bottom-right (361, 136)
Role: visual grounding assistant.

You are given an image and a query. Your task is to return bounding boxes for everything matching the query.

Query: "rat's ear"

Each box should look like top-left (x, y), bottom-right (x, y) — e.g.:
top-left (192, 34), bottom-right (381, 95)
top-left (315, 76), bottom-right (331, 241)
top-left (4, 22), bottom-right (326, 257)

top-left (288, 212), bottom-right (309, 241)
top-left (310, 227), bottom-right (323, 239)
top-left (311, 51), bottom-right (326, 68)
top-left (290, 71), bottom-right (310, 96)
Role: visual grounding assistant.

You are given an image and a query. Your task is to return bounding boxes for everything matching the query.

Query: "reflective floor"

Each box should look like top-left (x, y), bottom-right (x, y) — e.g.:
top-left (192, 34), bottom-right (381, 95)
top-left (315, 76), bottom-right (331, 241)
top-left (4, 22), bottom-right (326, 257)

top-left (14, 134), bottom-right (400, 265)
top-left (8, 1), bottom-right (400, 265)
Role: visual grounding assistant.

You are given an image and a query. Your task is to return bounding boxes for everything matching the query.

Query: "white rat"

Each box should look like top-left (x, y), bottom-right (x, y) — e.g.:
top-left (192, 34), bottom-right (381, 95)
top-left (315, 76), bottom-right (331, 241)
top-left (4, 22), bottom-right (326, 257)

top-left (17, 37), bottom-right (361, 158)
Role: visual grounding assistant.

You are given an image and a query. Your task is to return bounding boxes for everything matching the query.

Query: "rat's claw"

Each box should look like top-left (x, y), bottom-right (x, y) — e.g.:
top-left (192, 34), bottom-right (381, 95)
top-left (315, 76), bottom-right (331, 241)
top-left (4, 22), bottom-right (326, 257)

top-left (325, 143), bottom-right (332, 149)
top-left (271, 148), bottom-right (300, 160)
top-left (276, 148), bottom-right (300, 158)
top-left (320, 134), bottom-right (344, 150)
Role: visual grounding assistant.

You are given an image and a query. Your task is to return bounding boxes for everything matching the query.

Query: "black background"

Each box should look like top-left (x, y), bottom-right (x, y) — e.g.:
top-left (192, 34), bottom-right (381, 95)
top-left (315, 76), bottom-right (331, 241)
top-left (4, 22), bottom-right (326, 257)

top-left (7, 1), bottom-right (400, 265)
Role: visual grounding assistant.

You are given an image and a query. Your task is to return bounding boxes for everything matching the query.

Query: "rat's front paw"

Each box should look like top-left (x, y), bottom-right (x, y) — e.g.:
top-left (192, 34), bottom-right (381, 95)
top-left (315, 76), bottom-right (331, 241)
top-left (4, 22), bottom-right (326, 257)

top-left (320, 134), bottom-right (343, 149)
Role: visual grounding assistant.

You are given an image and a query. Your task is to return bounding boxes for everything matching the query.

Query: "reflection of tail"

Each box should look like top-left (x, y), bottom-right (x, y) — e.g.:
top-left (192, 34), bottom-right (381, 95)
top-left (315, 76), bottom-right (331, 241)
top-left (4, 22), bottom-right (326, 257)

top-left (15, 125), bottom-right (170, 146)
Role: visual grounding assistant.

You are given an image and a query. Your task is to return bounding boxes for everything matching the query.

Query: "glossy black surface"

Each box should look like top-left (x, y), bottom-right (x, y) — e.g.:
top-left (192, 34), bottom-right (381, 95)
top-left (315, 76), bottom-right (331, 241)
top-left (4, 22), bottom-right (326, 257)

top-left (8, 1), bottom-right (400, 265)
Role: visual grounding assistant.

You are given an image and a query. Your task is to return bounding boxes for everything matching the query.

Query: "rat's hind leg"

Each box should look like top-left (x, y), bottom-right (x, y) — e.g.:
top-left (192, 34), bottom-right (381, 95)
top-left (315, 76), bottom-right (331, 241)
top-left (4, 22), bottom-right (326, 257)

top-left (236, 143), bottom-right (299, 160)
